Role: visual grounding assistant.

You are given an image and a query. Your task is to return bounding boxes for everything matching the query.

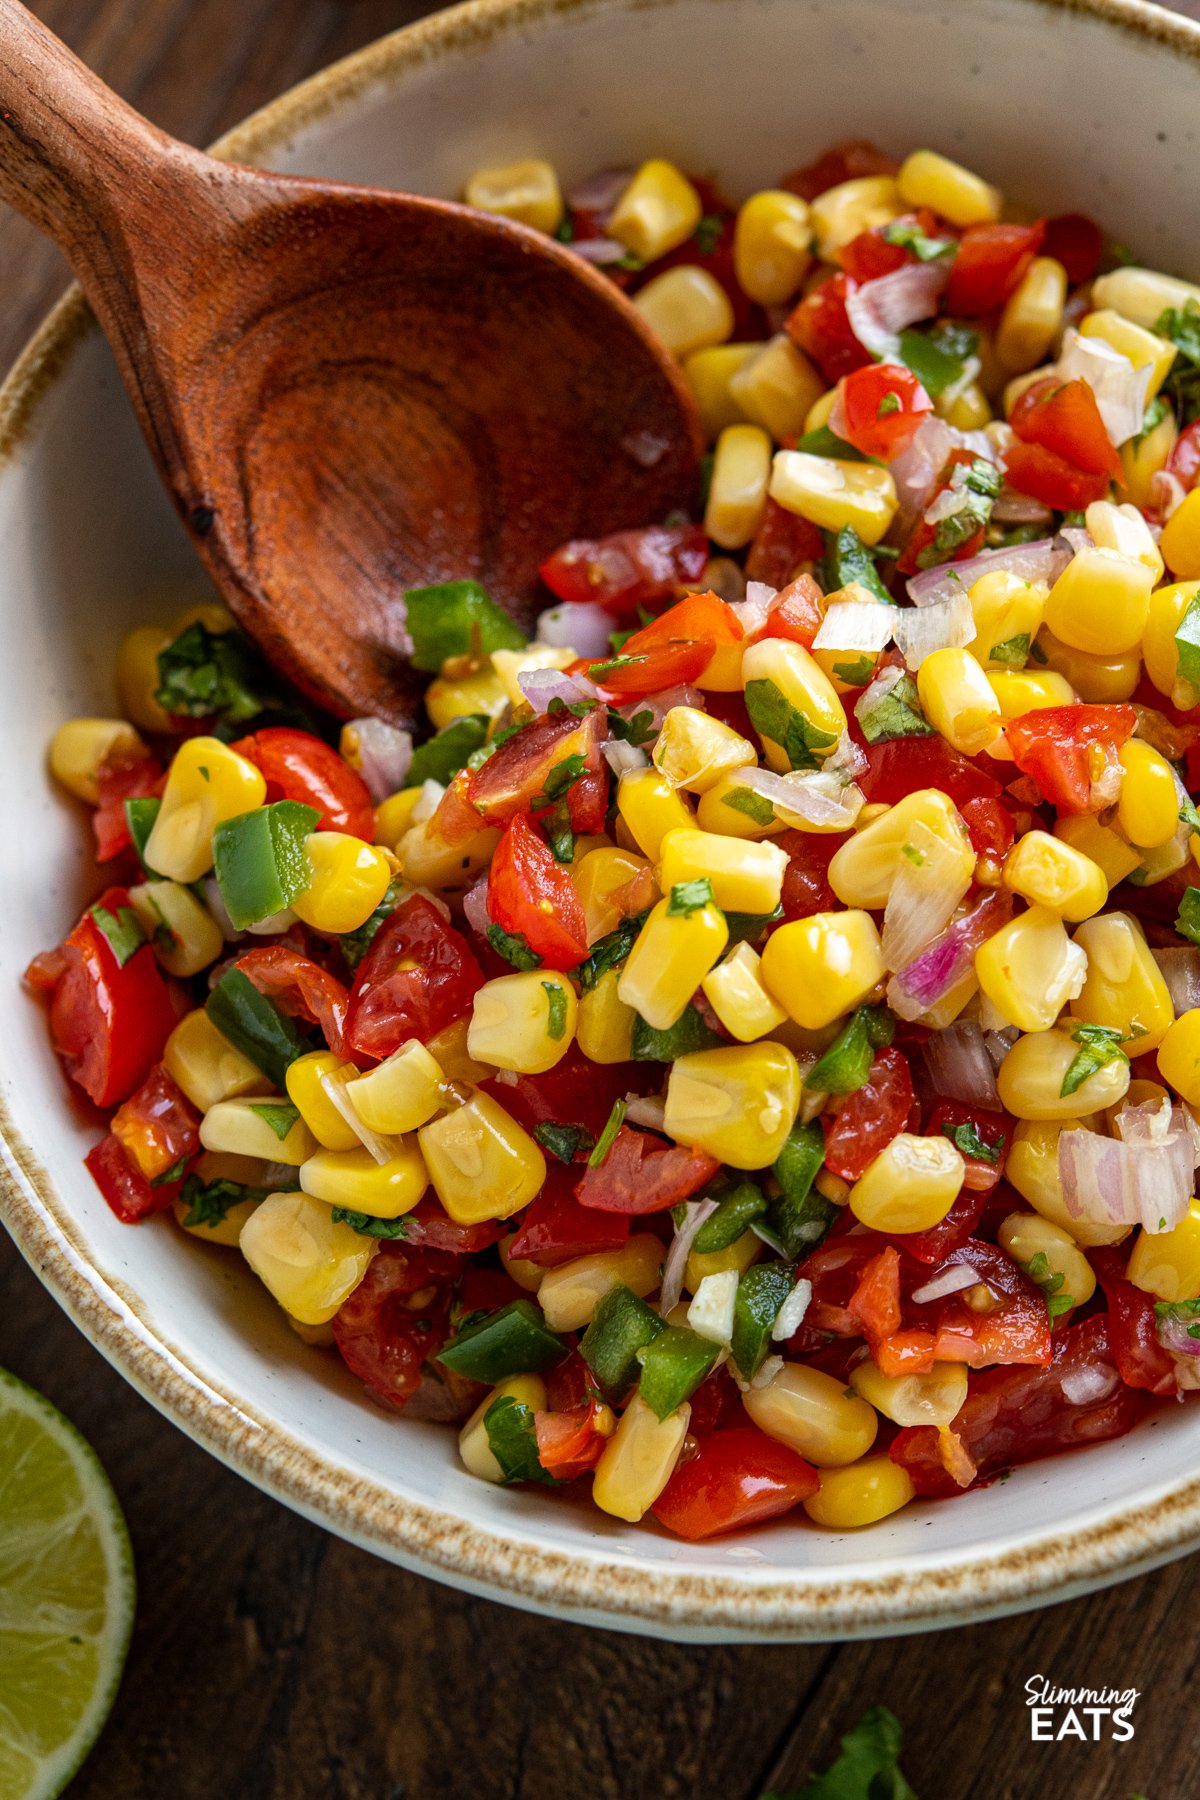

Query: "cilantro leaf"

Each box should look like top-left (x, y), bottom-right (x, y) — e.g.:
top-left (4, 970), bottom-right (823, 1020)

top-left (1172, 595), bottom-right (1200, 693)
top-left (988, 633), bottom-right (1031, 667)
top-left (876, 392), bottom-right (901, 419)
top-left (180, 1174), bottom-right (272, 1230)
top-left (543, 981), bottom-right (569, 1040)
top-left (762, 1705), bottom-right (917, 1800)
top-left (694, 212), bottom-right (724, 255)
top-left (745, 678), bottom-right (838, 770)
top-left (340, 877), bottom-right (404, 972)
top-left (155, 622), bottom-right (280, 725)
top-left (1026, 1250), bottom-right (1074, 1324)
top-left (1176, 886), bottom-right (1200, 946)
top-left (667, 878), bottom-right (715, 916)
top-left (881, 220), bottom-right (956, 262)
top-left (1134, 394), bottom-right (1170, 445)
top-left (896, 326), bottom-right (968, 398)
top-left (721, 785), bottom-right (777, 826)
top-left (631, 1003), bottom-right (723, 1061)
top-left (608, 707), bottom-right (657, 747)
top-left (942, 1120), bottom-right (1004, 1164)
top-left (587, 653), bottom-right (648, 682)
top-left (330, 1208), bottom-right (412, 1240)
top-left (483, 1394), bottom-right (559, 1486)
top-left (487, 923), bottom-right (543, 970)
top-left (794, 424), bottom-right (873, 463)
top-left (857, 672), bottom-right (935, 744)
top-left (577, 911), bottom-right (649, 991)
top-left (589, 1099), bottom-right (627, 1168)
top-left (1181, 792), bottom-right (1200, 838)
top-left (532, 753), bottom-right (587, 810)
top-left (533, 1121), bottom-right (595, 1165)
top-left (831, 654), bottom-right (877, 688)
top-left (248, 1100), bottom-right (302, 1142)
top-left (1154, 1297), bottom-right (1200, 1341)
top-left (916, 457), bottom-right (1002, 568)
top-left (821, 525), bottom-right (894, 606)
top-left (89, 902), bottom-right (146, 968)
top-left (1060, 1023), bottom-right (1129, 1098)
top-left (403, 579), bottom-right (526, 673)
top-left (1155, 299), bottom-right (1200, 424)
top-left (408, 715), bottom-right (491, 787)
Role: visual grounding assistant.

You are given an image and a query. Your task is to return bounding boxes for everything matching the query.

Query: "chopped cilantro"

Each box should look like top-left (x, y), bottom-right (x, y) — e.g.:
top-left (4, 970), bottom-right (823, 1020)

top-left (340, 877), bottom-right (404, 972)
top-left (1181, 792), bottom-right (1200, 838)
top-left (483, 1395), bottom-right (558, 1486)
top-left (881, 219), bottom-right (956, 262)
top-left (667, 878), bottom-right (715, 916)
top-left (124, 796), bottom-right (162, 874)
top-left (724, 904), bottom-right (784, 948)
top-left (896, 326), bottom-right (968, 397)
top-left (821, 525), bottom-right (894, 606)
top-left (1060, 1022), bottom-right (1129, 1097)
top-left (745, 678), bottom-right (838, 770)
top-left (587, 653), bottom-right (648, 682)
top-left (1172, 595), bottom-right (1200, 693)
top-left (151, 1154), bottom-right (190, 1189)
top-left (155, 622), bottom-right (279, 725)
top-left (608, 707), bottom-right (657, 747)
top-left (544, 981), bottom-right (569, 1040)
top-left (1134, 394), bottom-right (1170, 445)
top-left (179, 1174), bottom-right (272, 1230)
top-left (486, 923), bottom-right (543, 970)
top-left (577, 910), bottom-right (649, 991)
top-left (858, 672), bottom-right (935, 744)
top-left (1176, 886), bottom-right (1200, 945)
top-left (1155, 1297), bottom-right (1200, 1340)
top-left (330, 1208), bottom-right (412, 1240)
top-left (832, 654), bottom-right (876, 687)
top-left (89, 902), bottom-right (145, 967)
top-left (532, 753), bottom-right (587, 809)
top-left (589, 1099), bottom-right (627, 1168)
top-left (408, 714), bottom-right (491, 787)
top-left (721, 785), bottom-right (776, 826)
top-left (942, 1119), bottom-right (1004, 1164)
top-left (631, 1004), bottom-right (723, 1061)
top-left (1026, 1250), bottom-right (1074, 1325)
top-left (247, 1100), bottom-right (302, 1142)
top-left (916, 457), bottom-right (1002, 568)
top-left (694, 212), bottom-right (724, 255)
top-left (533, 1121), bottom-right (595, 1165)
top-left (761, 1704), bottom-right (917, 1800)
top-left (989, 633), bottom-right (1031, 667)
top-left (794, 424), bottom-right (872, 463)
top-left (1156, 298), bottom-right (1200, 424)
top-left (876, 391), bottom-right (901, 419)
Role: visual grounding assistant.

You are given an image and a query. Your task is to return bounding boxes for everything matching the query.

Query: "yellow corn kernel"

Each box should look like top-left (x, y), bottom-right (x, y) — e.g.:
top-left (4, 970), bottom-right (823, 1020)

top-left (740, 636), bottom-right (847, 774)
top-left (47, 718), bottom-right (148, 805)
top-left (696, 770), bottom-right (789, 840)
top-left (769, 449), bottom-right (898, 546)
top-left (1007, 1117), bottom-right (1130, 1246)
top-left (488, 645), bottom-right (575, 711)
top-left (1054, 813), bottom-right (1141, 888)
top-left (663, 1042), bottom-right (801, 1169)
top-left (290, 832), bottom-right (393, 934)
top-left (828, 789), bottom-right (973, 910)
top-left (608, 158), bottom-right (702, 261)
top-left (572, 847), bottom-right (656, 944)
top-left (1132, 833), bottom-right (1191, 889)
top-left (617, 895), bottom-right (728, 1030)
top-left (299, 1140), bottom-right (427, 1218)
top-left (1071, 910), bottom-right (1173, 1056)
top-left (374, 789), bottom-right (423, 848)
top-left (728, 334), bottom-right (825, 441)
top-left (616, 767), bottom-right (695, 859)
top-left (125, 879), bottom-right (222, 979)
top-left (1078, 308), bottom-right (1177, 398)
top-left (804, 386), bottom-right (838, 433)
top-left (1092, 265), bottom-right (1200, 331)
top-left (1143, 580), bottom-right (1200, 711)
top-left (285, 1051), bottom-right (363, 1151)
top-left (1035, 630), bottom-right (1139, 704)
top-left (458, 1373), bottom-right (549, 1482)
top-left (463, 157), bottom-right (562, 233)
top-left (115, 625), bottom-right (180, 734)
top-left (683, 343), bottom-right (758, 439)
top-left (760, 910), bottom-right (885, 1030)
top-left (1127, 1201), bottom-right (1200, 1301)
top-left (200, 1097), bottom-right (317, 1166)
top-left (1161, 487), bottom-right (1200, 580)
top-left (576, 969), bottom-right (636, 1064)
top-left (704, 423), bottom-right (772, 550)
top-left (701, 942), bottom-right (790, 1042)
top-left (1003, 364), bottom-right (1056, 419)
top-left (809, 582), bottom-right (886, 696)
top-left (592, 1393), bottom-right (690, 1522)
top-left (803, 1454), bottom-right (917, 1528)
top-left (964, 568), bottom-right (1048, 672)
top-left (418, 1090), bottom-right (544, 1224)
top-left (916, 647), bottom-right (1002, 755)
top-left (809, 175), bottom-right (903, 258)
top-left (172, 1150), bottom-right (267, 1247)
top-left (345, 1040), bottom-right (445, 1136)
top-left (1002, 830), bottom-right (1108, 923)
top-left (397, 815), bottom-right (500, 892)
top-left (998, 1210), bottom-right (1096, 1313)
top-left (936, 381), bottom-right (992, 432)
top-left (163, 1008), bottom-right (271, 1113)
top-left (660, 827), bottom-right (788, 914)
top-left (849, 1358), bottom-right (968, 1429)
top-left (652, 707), bottom-right (756, 792)
top-left (733, 189), bottom-right (813, 304)
top-left (1120, 405), bottom-right (1177, 508)
top-left (424, 1017), bottom-right (494, 1087)
top-left (467, 970), bottom-right (577, 1074)
top-left (995, 257), bottom-right (1068, 373)
top-left (144, 737), bottom-right (266, 884)
top-left (537, 1235), bottom-right (664, 1332)
top-left (996, 1027), bottom-right (1131, 1121)
top-left (1085, 499), bottom-right (1164, 580)
top-left (685, 1226), bottom-right (762, 1296)
top-left (897, 148), bottom-right (1000, 226)
top-left (849, 1132), bottom-right (964, 1233)
top-left (1157, 1009), bottom-right (1200, 1107)
top-left (1043, 547), bottom-right (1155, 656)
top-left (743, 1363), bottom-right (877, 1466)
top-left (498, 1232), bottom-right (545, 1293)
top-left (975, 906), bottom-right (1087, 1033)
top-left (633, 265), bottom-right (734, 358)
top-left (1116, 740), bottom-right (1179, 850)
top-left (240, 1191), bottom-right (376, 1324)
top-left (424, 665), bottom-right (508, 729)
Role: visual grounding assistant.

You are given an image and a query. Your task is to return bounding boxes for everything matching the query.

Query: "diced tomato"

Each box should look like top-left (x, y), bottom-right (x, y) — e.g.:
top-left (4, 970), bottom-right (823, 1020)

top-left (1041, 213), bottom-right (1103, 286)
top-left (839, 363), bottom-right (934, 460)
top-left (544, 1349), bottom-right (595, 1412)
top-left (703, 687), bottom-right (756, 739)
top-left (331, 1242), bottom-right (463, 1412)
top-left (943, 220), bottom-right (1045, 315)
top-left (343, 894), bottom-right (484, 1061)
top-left (893, 1186), bottom-right (990, 1264)
top-left (1010, 376), bottom-right (1121, 478)
top-left (26, 887), bottom-right (177, 1107)
top-left (534, 1399), bottom-right (611, 1480)
top-left (622, 589), bottom-right (743, 659)
top-left (824, 1048), bottom-right (915, 1183)
top-left (235, 945), bottom-right (353, 1060)
top-left (92, 755), bottom-right (163, 863)
top-left (1167, 420), bottom-right (1200, 493)
top-left (487, 812), bottom-right (590, 968)
top-left (228, 726), bottom-right (375, 840)
top-left (750, 574), bottom-right (826, 650)
top-left (468, 707), bottom-right (603, 826)
top-left (959, 794), bottom-right (1016, 862)
top-left (577, 637), bottom-right (714, 698)
top-left (799, 1231), bottom-right (898, 1336)
top-left (1004, 703), bottom-right (1136, 814)
top-left (745, 501), bottom-right (824, 588)
top-left (781, 139), bottom-right (898, 203)
top-left (651, 1425), bottom-right (819, 1540)
top-left (786, 272), bottom-right (872, 383)
top-left (896, 448), bottom-right (988, 577)
top-left (858, 734), bottom-right (1002, 808)
top-left (539, 523), bottom-right (709, 616)
top-left (876, 1239), bottom-right (1051, 1379)
top-left (1002, 440), bottom-right (1111, 511)
top-left (574, 1124), bottom-right (719, 1214)
top-left (848, 1247), bottom-right (903, 1344)
top-left (507, 1163), bottom-right (631, 1266)
top-left (1092, 1248), bottom-right (1178, 1396)
top-left (429, 771), bottom-right (489, 845)
top-left (777, 828), bottom-right (847, 921)
top-left (498, 1045), bottom-right (658, 1143)
top-left (837, 210), bottom-right (949, 283)
top-left (85, 1130), bottom-right (184, 1224)
top-left (406, 1197), bottom-right (506, 1256)
top-left (110, 1063), bottom-right (199, 1183)
top-left (686, 1363), bottom-right (743, 1434)
top-left (921, 1101), bottom-right (1010, 1196)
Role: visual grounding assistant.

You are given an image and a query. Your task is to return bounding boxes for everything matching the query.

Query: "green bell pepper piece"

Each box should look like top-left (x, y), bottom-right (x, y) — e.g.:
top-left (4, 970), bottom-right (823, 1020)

top-left (403, 579), bottom-right (527, 674)
top-left (807, 1007), bottom-right (893, 1095)
top-left (580, 1283), bottom-right (665, 1400)
top-left (693, 1180), bottom-right (768, 1254)
top-left (124, 796), bottom-right (162, 875)
top-left (731, 1262), bottom-right (797, 1378)
top-left (212, 799), bottom-right (320, 929)
top-left (770, 1120), bottom-right (836, 1258)
top-left (723, 904), bottom-right (784, 948)
top-left (437, 1299), bottom-right (567, 1384)
top-left (637, 1326), bottom-right (719, 1420)
top-left (205, 967), bottom-right (311, 1089)
top-left (408, 714), bottom-right (492, 787)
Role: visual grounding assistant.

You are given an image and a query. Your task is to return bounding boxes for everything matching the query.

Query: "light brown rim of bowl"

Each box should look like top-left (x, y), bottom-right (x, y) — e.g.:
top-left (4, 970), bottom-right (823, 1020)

top-left (4, 0), bottom-right (1200, 1640)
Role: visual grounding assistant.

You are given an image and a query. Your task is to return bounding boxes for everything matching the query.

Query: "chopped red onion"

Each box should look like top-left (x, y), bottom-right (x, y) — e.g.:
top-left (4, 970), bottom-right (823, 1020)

top-left (892, 594), bottom-right (974, 668)
top-left (1060, 1364), bottom-right (1121, 1406)
top-left (536, 600), bottom-right (613, 657)
top-left (906, 536), bottom-right (1070, 607)
top-left (771, 1277), bottom-right (813, 1340)
top-left (1057, 525), bottom-right (1094, 557)
top-left (244, 907), bottom-right (296, 937)
top-left (730, 581), bottom-right (777, 637)
top-left (344, 717), bottom-right (413, 803)
top-left (1059, 1101), bottom-right (1194, 1234)
top-left (659, 1198), bottom-right (719, 1316)
top-left (462, 876), bottom-right (492, 939)
top-left (517, 667), bottom-right (602, 713)
top-left (812, 598), bottom-right (896, 653)
top-left (1153, 947), bottom-right (1200, 1016)
top-left (910, 1262), bottom-right (979, 1305)
top-left (921, 1020), bottom-right (1002, 1109)
top-left (411, 779), bottom-right (444, 823)
top-left (888, 892), bottom-right (1010, 1021)
top-left (984, 1025), bottom-right (1019, 1070)
top-left (845, 261), bottom-right (948, 360)
top-left (890, 416), bottom-right (956, 529)
top-left (991, 486), bottom-right (1055, 526)
top-left (602, 739), bottom-right (649, 775)
top-left (1057, 328), bottom-right (1152, 446)
top-left (881, 820), bottom-right (973, 972)
top-left (1151, 468), bottom-right (1188, 521)
top-left (565, 166), bottom-right (634, 216)
top-left (624, 1093), bottom-right (667, 1131)
top-left (569, 236), bottom-right (629, 265)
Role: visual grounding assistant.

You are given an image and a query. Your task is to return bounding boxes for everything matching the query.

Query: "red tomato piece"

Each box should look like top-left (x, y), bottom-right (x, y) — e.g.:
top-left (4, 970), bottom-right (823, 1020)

top-left (533, 1399), bottom-right (611, 1480)
top-left (745, 500), bottom-right (824, 588)
top-left (781, 139), bottom-right (898, 203)
top-left (840, 363), bottom-right (934, 461)
top-left (686, 1363), bottom-right (743, 1435)
top-left (1042, 212), bottom-right (1103, 285)
top-left (837, 210), bottom-right (947, 282)
top-left (406, 1197), bottom-right (506, 1256)
top-left (574, 1125), bottom-right (719, 1214)
top-left (921, 1101), bottom-right (1011, 1195)
top-left (884, 1239), bottom-right (1052, 1378)
top-left (704, 687), bottom-right (756, 740)
top-left (85, 1130), bottom-right (183, 1225)
top-left (749, 574), bottom-right (826, 650)
top-left (895, 449), bottom-right (988, 577)
top-left (798, 1232), bottom-right (894, 1336)
top-left (487, 812), bottom-right (590, 967)
top-left (235, 946), bottom-right (353, 1060)
top-left (1004, 703), bottom-right (1136, 814)
top-left (331, 1243), bottom-right (463, 1412)
top-left (959, 794), bottom-right (1016, 862)
top-left (507, 1164), bottom-right (631, 1266)
top-left (429, 771), bottom-right (490, 845)
top-left (848, 1246), bottom-right (903, 1344)
top-left (943, 220), bottom-right (1045, 315)
top-left (1092, 1248), bottom-right (1178, 1396)
top-left (651, 1426), bottom-right (819, 1540)
top-left (892, 1186), bottom-right (990, 1264)
top-left (777, 827), bottom-right (847, 921)
top-left (786, 272), bottom-right (872, 383)
top-left (622, 589), bottom-right (743, 658)
top-left (539, 523), bottom-right (709, 616)
top-left (858, 735), bottom-right (1003, 808)
top-left (568, 764), bottom-right (611, 835)
top-left (343, 894), bottom-right (484, 1061)
top-left (1002, 440), bottom-right (1111, 512)
top-left (498, 1045), bottom-right (658, 1143)
top-left (92, 754), bottom-right (163, 863)
top-left (229, 726), bottom-right (375, 840)
top-left (1010, 376), bottom-right (1121, 478)
top-left (110, 1063), bottom-right (200, 1183)
top-left (824, 1048), bottom-right (915, 1182)
top-left (468, 707), bottom-right (603, 826)
top-left (1167, 419), bottom-right (1200, 493)
top-left (579, 637), bottom-right (715, 698)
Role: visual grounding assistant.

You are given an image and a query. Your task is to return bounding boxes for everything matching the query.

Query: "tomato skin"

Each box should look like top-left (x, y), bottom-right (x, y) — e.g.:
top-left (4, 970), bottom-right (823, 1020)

top-left (331, 1242), bottom-right (464, 1412)
top-left (824, 1048), bottom-right (915, 1182)
top-left (921, 1101), bottom-right (1011, 1196)
top-left (745, 500), bottom-right (824, 589)
top-left (235, 945), bottom-right (353, 1060)
top-left (110, 1062), bottom-right (200, 1182)
top-left (93, 755), bottom-right (163, 862)
top-left (777, 828), bottom-right (847, 922)
top-left (943, 220), bottom-right (1045, 315)
top-left (1002, 441), bottom-right (1111, 512)
top-left (786, 272), bottom-right (872, 383)
top-left (468, 708), bottom-right (603, 826)
top-left (1005, 703), bottom-right (1136, 814)
top-left (86, 1130), bottom-right (184, 1224)
top-left (838, 211), bottom-right (947, 283)
top-left (651, 1425), bottom-right (819, 1540)
top-left (534, 1398), bottom-right (611, 1480)
top-left (959, 794), bottom-right (1015, 862)
top-left (750, 574), bottom-right (825, 650)
top-left (539, 523), bottom-right (709, 616)
top-left (620, 589), bottom-right (743, 660)
top-left (781, 139), bottom-right (898, 203)
top-left (508, 1179), bottom-right (630, 1267)
top-left (498, 1045), bottom-right (658, 1143)
top-left (892, 1185), bottom-right (990, 1264)
top-left (577, 638), bottom-right (715, 698)
top-left (574, 1125), bottom-right (719, 1214)
top-left (848, 1246), bottom-right (903, 1343)
top-left (840, 363), bottom-right (934, 460)
top-left (686, 1363), bottom-right (743, 1434)
top-left (487, 812), bottom-right (590, 967)
top-left (1042, 212), bottom-right (1103, 285)
top-left (858, 735), bottom-right (1002, 809)
top-left (229, 726), bottom-right (374, 840)
top-left (1167, 420), bottom-right (1200, 493)
top-left (1091, 1248), bottom-right (1178, 1396)
top-left (896, 449), bottom-right (987, 576)
top-left (343, 894), bottom-right (484, 1062)
top-left (1010, 376), bottom-right (1121, 478)
top-left (406, 1197), bottom-right (505, 1255)
top-left (876, 1238), bottom-right (1051, 1380)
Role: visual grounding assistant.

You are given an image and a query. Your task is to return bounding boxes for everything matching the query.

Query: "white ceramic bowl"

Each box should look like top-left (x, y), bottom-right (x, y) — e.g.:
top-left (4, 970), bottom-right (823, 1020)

top-left (5, 0), bottom-right (1200, 1643)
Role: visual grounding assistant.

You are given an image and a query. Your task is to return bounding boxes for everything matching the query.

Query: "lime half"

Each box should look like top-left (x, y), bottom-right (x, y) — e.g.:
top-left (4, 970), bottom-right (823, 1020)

top-left (0, 1368), bottom-right (135, 1799)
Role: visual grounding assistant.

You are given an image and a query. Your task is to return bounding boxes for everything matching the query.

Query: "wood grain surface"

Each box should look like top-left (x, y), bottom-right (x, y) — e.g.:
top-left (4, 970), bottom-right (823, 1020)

top-left (3, 4), bottom-right (1200, 1797)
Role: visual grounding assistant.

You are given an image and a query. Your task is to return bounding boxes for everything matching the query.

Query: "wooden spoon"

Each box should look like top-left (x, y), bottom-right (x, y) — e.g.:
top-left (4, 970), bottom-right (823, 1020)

top-left (0, 1), bottom-right (702, 722)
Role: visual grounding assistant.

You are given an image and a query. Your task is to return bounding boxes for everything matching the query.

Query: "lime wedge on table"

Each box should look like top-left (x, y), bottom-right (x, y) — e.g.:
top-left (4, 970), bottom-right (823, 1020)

top-left (0, 1369), bottom-right (134, 1799)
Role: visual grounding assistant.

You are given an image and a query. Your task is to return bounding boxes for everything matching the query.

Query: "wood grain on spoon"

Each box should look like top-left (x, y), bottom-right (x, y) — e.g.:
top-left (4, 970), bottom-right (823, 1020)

top-left (0, 0), bottom-right (702, 721)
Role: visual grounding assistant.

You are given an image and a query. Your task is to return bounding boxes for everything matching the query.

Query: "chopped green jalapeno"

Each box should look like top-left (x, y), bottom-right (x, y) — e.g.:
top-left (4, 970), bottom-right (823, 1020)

top-left (437, 1299), bottom-right (567, 1384)
top-left (205, 966), bottom-right (311, 1089)
top-left (636, 1326), bottom-right (719, 1420)
top-left (580, 1283), bottom-right (665, 1401)
top-left (212, 799), bottom-right (320, 929)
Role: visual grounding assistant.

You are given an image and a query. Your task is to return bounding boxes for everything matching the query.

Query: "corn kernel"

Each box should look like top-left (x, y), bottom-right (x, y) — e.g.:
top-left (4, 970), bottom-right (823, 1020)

top-left (576, 968), bottom-right (637, 1064)
top-left (537, 1235), bottom-right (663, 1332)
top-left (704, 423), bottom-right (772, 549)
top-left (1035, 630), bottom-right (1139, 704)
top-left (1120, 405), bottom-right (1176, 508)
top-left (998, 1210), bottom-right (1096, 1313)
top-left (163, 1008), bottom-right (271, 1113)
top-left (1085, 499), bottom-right (1164, 579)
top-left (299, 1140), bottom-right (427, 1218)
top-left (1070, 910), bottom-right (1173, 1056)
top-left (804, 387), bottom-right (838, 433)
top-left (144, 737), bottom-right (266, 884)
top-left (1007, 1117), bottom-right (1130, 1246)
top-left (374, 789), bottom-right (423, 848)
top-left (917, 647), bottom-right (1002, 755)
top-left (608, 159), bottom-right (702, 261)
top-left (240, 1191), bottom-right (376, 1324)
top-left (660, 827), bottom-right (787, 914)
top-left (849, 1358), bottom-right (968, 1429)
top-left (458, 1373), bottom-right (549, 1482)
top-left (652, 707), bottom-right (755, 792)
top-left (489, 645), bottom-right (575, 711)
top-left (1143, 580), bottom-right (1200, 710)
top-left (48, 718), bottom-right (149, 805)
top-left (424, 666), bottom-right (508, 728)
top-left (760, 910), bottom-right (885, 1029)
top-left (1132, 832), bottom-right (1191, 888)
top-left (290, 832), bottom-right (393, 934)
top-left (1053, 813), bottom-right (1142, 888)
top-left (769, 450), bottom-right (898, 546)
top-left (172, 1150), bottom-right (266, 1246)
top-left (424, 1017), bottom-right (494, 1086)
top-left (127, 879), bottom-right (224, 978)
top-left (733, 189), bottom-right (812, 304)
top-left (1115, 740), bottom-right (1180, 849)
top-left (1161, 487), bottom-right (1200, 580)
top-left (802, 1454), bottom-right (917, 1528)
top-left (828, 788), bottom-right (973, 909)
top-left (634, 264), bottom-right (734, 358)
top-left (975, 905), bottom-right (1087, 1033)
top-left (935, 381), bottom-right (992, 431)
top-left (285, 1051), bottom-right (363, 1151)
top-left (683, 343), bottom-right (758, 439)
top-left (467, 970), bottom-right (577, 1073)
top-left (897, 149), bottom-right (1000, 227)
top-left (617, 895), bottom-right (728, 1030)
top-left (996, 1027), bottom-right (1131, 1120)
top-left (398, 815), bottom-right (500, 891)
top-left (592, 1393), bottom-right (690, 1521)
top-left (345, 1040), bottom-right (445, 1135)
top-left (663, 1041), bottom-right (801, 1169)
top-left (463, 157), bottom-right (562, 233)
top-left (743, 1362), bottom-right (877, 1466)
top-left (1092, 266), bottom-right (1200, 331)
top-left (498, 1232), bottom-right (545, 1293)
top-left (696, 770), bottom-right (789, 840)
top-left (1079, 309), bottom-right (1178, 399)
top-left (701, 942), bottom-right (790, 1042)
top-left (418, 1090), bottom-right (544, 1224)
top-left (200, 1097), bottom-right (317, 1166)
top-left (848, 1132), bottom-right (964, 1233)
top-left (995, 257), bottom-right (1068, 373)
top-left (809, 175), bottom-right (903, 258)
top-left (987, 668), bottom-right (1076, 760)
top-left (964, 568), bottom-right (1048, 671)
top-left (1002, 830), bottom-right (1108, 922)
top-left (1157, 1009), bottom-right (1200, 1107)
top-left (685, 1226), bottom-right (762, 1296)
top-left (115, 624), bottom-right (181, 734)
top-left (741, 636), bottom-right (847, 774)
top-left (616, 767), bottom-right (695, 859)
top-left (1043, 546), bottom-right (1155, 656)
top-left (728, 334), bottom-right (825, 441)
top-left (572, 847), bottom-right (656, 943)
top-left (1127, 1201), bottom-right (1200, 1300)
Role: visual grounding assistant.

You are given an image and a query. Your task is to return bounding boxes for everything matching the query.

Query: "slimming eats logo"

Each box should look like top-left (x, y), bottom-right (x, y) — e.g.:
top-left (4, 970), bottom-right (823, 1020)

top-left (1026, 1675), bottom-right (1139, 1741)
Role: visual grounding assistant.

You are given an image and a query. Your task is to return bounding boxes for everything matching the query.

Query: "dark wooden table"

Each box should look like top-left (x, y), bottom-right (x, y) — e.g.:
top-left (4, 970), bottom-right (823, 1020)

top-left (3, 3), bottom-right (1200, 1795)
